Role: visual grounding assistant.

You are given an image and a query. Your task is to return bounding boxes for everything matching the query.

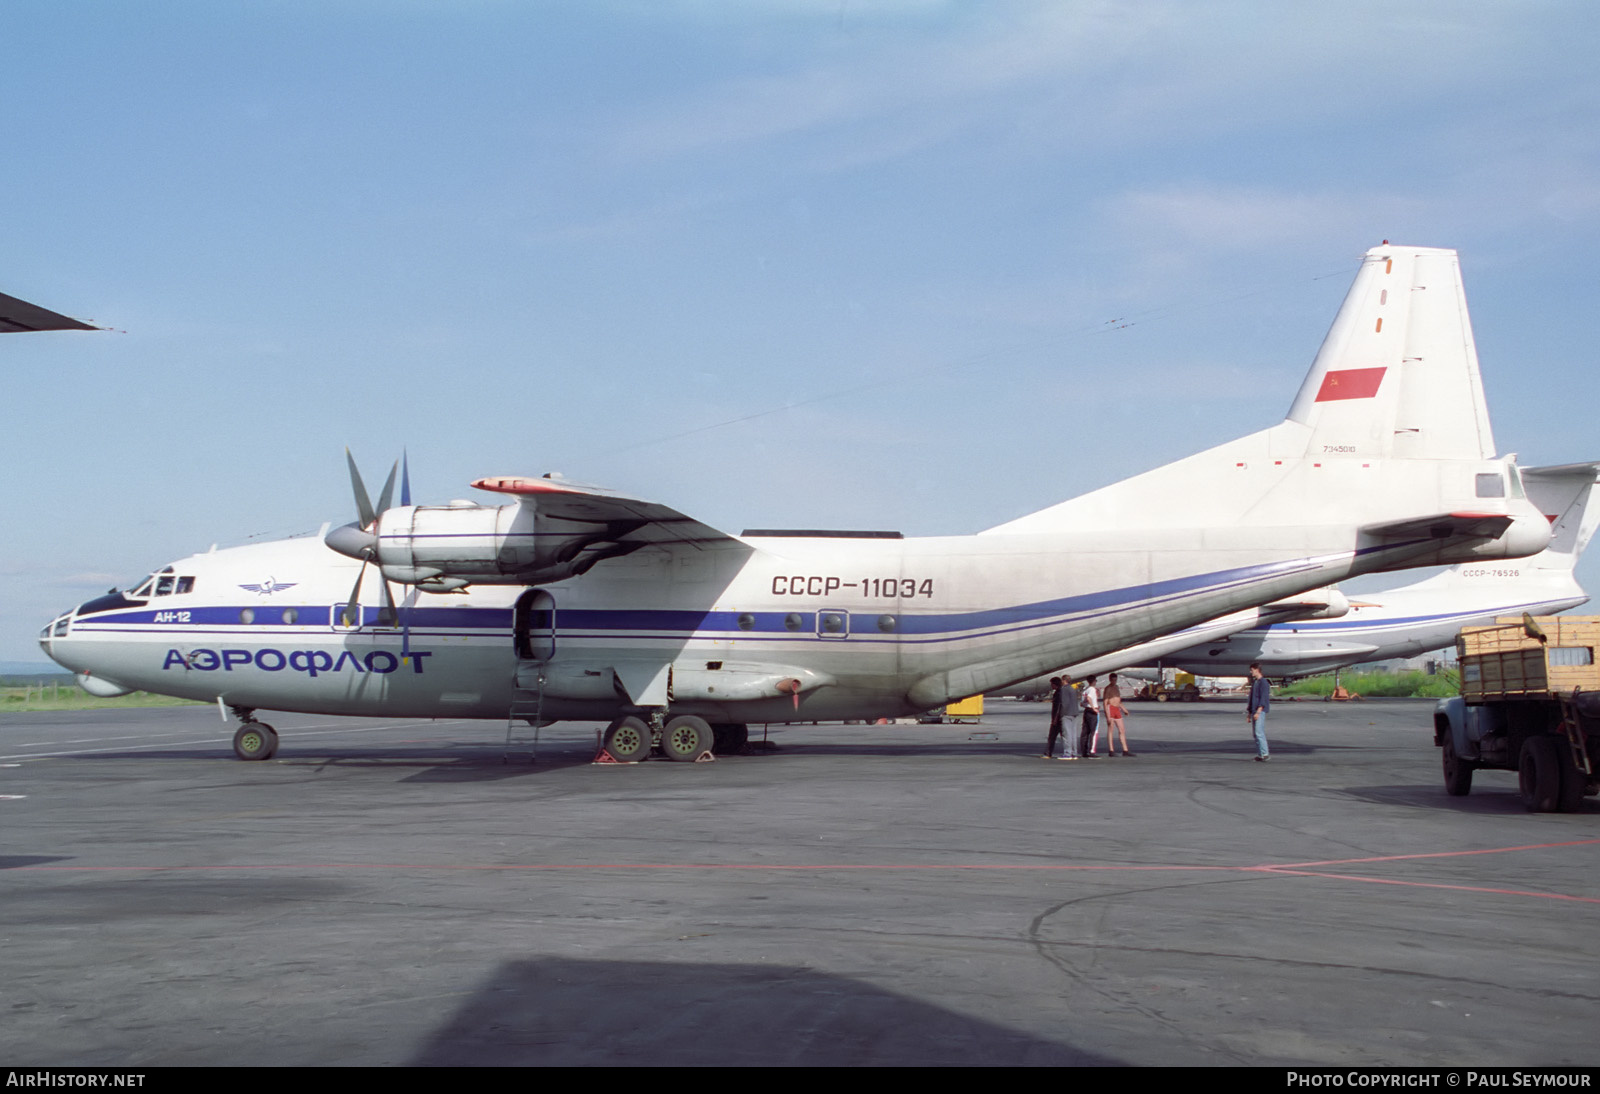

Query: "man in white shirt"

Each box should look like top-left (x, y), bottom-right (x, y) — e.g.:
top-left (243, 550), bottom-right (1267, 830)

top-left (1079, 675), bottom-right (1101, 757)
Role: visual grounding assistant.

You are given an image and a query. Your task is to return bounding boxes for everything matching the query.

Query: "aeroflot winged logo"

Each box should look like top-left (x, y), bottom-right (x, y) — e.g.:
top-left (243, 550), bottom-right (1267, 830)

top-left (238, 578), bottom-right (297, 596)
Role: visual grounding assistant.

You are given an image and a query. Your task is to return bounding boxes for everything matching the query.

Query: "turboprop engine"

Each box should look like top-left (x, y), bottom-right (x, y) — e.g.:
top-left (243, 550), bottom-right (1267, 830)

top-left (327, 500), bottom-right (644, 589)
top-left (323, 454), bottom-right (647, 591)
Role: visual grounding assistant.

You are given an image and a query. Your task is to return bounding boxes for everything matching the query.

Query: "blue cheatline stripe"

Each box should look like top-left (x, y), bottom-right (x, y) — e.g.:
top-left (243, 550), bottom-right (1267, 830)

top-left (69, 541), bottom-right (1440, 643)
top-left (1252, 596), bottom-right (1580, 637)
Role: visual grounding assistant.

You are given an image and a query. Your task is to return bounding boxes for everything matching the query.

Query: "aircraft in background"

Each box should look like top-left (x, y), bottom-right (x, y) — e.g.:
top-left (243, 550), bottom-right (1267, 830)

top-left (1159, 461), bottom-right (1599, 678)
top-left (1000, 463), bottom-right (1598, 695)
top-left (41, 244), bottom-right (1552, 762)
top-left (0, 289), bottom-right (99, 333)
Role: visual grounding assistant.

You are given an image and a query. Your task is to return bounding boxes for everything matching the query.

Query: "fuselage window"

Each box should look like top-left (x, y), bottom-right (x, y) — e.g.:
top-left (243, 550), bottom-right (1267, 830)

top-left (1475, 473), bottom-right (1506, 498)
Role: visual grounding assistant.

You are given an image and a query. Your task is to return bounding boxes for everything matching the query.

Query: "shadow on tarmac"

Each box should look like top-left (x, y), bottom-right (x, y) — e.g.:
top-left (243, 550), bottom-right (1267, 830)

top-left (408, 956), bottom-right (1117, 1066)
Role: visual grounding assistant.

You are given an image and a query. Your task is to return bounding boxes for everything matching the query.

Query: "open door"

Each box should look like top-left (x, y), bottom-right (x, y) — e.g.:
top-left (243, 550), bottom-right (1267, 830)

top-left (513, 588), bottom-right (556, 662)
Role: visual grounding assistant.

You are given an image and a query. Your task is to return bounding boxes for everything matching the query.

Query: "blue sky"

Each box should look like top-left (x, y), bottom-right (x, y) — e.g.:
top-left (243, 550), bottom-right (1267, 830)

top-left (4, 1), bottom-right (1599, 662)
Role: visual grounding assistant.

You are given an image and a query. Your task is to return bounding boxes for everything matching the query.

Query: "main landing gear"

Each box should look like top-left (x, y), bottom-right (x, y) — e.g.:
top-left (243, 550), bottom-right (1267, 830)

top-left (599, 714), bottom-right (747, 763)
top-left (229, 706), bottom-right (279, 761)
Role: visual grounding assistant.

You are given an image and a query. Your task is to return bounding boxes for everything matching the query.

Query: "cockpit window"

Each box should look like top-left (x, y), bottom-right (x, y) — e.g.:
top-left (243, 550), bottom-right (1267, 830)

top-left (129, 570), bottom-right (194, 598)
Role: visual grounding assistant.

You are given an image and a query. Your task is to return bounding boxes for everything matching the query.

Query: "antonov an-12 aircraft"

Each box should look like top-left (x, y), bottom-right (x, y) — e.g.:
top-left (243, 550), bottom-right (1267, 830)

top-left (42, 244), bottom-right (1553, 763)
top-left (1006, 462), bottom-right (1600, 691)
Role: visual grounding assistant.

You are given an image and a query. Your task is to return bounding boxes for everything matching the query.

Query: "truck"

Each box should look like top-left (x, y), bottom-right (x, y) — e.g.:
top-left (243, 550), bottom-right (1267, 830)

top-left (1433, 615), bottom-right (1600, 812)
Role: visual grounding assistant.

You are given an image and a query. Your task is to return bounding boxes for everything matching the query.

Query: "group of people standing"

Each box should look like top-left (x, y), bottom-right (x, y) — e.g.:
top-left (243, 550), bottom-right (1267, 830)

top-left (1043, 664), bottom-right (1272, 761)
top-left (1044, 672), bottom-right (1133, 760)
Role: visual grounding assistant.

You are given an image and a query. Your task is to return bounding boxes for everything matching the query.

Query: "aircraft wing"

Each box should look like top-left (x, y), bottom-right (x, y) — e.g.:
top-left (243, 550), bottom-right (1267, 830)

top-left (0, 290), bottom-right (98, 333)
top-left (472, 475), bottom-right (747, 552)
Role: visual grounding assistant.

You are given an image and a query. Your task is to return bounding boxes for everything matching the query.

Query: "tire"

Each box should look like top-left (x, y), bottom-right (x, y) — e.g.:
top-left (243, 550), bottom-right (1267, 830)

top-left (603, 716), bottom-right (652, 763)
top-left (1519, 737), bottom-right (1561, 813)
top-left (1442, 736), bottom-right (1474, 797)
top-left (661, 715), bottom-right (713, 762)
top-left (233, 723), bottom-right (277, 761)
top-left (1557, 744), bottom-right (1586, 813)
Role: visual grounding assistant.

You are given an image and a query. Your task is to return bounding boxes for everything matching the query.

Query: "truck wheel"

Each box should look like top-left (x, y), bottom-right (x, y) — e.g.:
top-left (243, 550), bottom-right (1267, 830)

top-left (1442, 737), bottom-right (1474, 797)
top-left (1519, 737), bottom-right (1561, 813)
top-left (1557, 746), bottom-right (1586, 813)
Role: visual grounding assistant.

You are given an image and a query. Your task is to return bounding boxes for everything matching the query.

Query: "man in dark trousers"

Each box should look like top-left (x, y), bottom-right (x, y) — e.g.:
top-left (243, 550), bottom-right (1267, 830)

top-left (1247, 662), bottom-right (1271, 761)
top-left (1043, 677), bottom-right (1065, 758)
top-left (1079, 675), bottom-right (1101, 757)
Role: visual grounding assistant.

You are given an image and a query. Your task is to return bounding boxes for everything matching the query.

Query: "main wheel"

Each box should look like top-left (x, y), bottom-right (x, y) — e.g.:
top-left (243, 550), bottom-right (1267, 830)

top-left (602, 716), bottom-right (652, 763)
top-left (233, 723), bottom-right (278, 761)
top-left (1519, 737), bottom-right (1561, 813)
top-left (1442, 736), bottom-right (1474, 797)
top-left (661, 715), bottom-right (713, 762)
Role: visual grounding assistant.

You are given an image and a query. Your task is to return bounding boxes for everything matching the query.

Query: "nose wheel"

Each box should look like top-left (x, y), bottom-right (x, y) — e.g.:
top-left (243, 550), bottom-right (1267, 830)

top-left (231, 718), bottom-right (279, 761)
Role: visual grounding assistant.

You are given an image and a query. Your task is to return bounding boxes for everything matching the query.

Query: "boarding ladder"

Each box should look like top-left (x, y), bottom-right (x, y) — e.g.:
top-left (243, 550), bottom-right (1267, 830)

top-left (505, 660), bottom-right (546, 763)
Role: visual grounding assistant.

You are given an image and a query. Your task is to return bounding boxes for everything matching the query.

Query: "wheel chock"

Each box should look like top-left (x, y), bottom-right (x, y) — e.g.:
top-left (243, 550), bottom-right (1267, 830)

top-left (693, 750), bottom-right (716, 763)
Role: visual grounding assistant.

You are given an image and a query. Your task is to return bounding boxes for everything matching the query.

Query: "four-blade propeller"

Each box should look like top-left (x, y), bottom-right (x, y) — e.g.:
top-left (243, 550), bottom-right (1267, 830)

top-left (326, 450), bottom-right (415, 659)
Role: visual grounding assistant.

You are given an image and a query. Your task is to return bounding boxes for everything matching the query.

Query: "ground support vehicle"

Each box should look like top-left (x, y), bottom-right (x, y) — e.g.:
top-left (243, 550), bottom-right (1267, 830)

top-left (1433, 616), bottom-right (1600, 812)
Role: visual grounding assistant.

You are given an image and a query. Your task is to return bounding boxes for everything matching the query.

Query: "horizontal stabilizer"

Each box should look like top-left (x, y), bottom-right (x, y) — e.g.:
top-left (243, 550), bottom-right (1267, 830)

top-left (1360, 511), bottom-right (1514, 542)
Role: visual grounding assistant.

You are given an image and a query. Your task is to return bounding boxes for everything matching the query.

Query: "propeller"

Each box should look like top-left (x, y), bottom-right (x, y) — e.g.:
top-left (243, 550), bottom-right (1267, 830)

top-left (327, 449), bottom-right (415, 662)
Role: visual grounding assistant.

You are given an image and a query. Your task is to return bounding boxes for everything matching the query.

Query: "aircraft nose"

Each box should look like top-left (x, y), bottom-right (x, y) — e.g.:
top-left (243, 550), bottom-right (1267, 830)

top-left (38, 608), bottom-right (74, 668)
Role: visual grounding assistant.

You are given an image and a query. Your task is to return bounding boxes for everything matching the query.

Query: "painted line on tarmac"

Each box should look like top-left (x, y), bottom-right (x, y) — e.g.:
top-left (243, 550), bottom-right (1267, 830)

top-left (1265, 839), bottom-right (1600, 868)
top-left (1259, 868), bottom-right (1600, 904)
top-left (11, 840), bottom-right (1600, 903)
top-left (0, 719), bottom-right (477, 761)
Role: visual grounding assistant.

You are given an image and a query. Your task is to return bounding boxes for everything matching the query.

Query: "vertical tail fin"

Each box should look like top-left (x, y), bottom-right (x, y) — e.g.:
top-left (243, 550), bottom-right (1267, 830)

top-left (1285, 244), bottom-right (1495, 461)
top-left (986, 243), bottom-right (1508, 536)
top-left (1523, 463), bottom-right (1600, 569)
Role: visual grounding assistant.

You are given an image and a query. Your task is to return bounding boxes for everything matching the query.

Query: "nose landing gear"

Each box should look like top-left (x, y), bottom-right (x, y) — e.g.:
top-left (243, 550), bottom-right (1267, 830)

top-left (228, 706), bottom-right (279, 761)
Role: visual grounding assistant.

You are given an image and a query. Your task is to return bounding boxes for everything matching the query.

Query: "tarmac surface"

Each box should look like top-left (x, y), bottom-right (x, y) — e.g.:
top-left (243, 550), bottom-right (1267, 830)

top-left (2, 697), bottom-right (1597, 1067)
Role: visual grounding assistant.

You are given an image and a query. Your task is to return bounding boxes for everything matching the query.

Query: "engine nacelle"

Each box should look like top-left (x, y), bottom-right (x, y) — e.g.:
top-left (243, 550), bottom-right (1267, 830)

top-left (1261, 587), bottom-right (1350, 620)
top-left (326, 501), bottom-right (643, 588)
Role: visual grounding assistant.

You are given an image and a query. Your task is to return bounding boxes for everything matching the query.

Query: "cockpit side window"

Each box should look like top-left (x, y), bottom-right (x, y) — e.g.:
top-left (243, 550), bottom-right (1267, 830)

top-left (132, 578), bottom-right (155, 597)
top-left (176, 576), bottom-right (195, 594)
top-left (155, 576), bottom-right (175, 596)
